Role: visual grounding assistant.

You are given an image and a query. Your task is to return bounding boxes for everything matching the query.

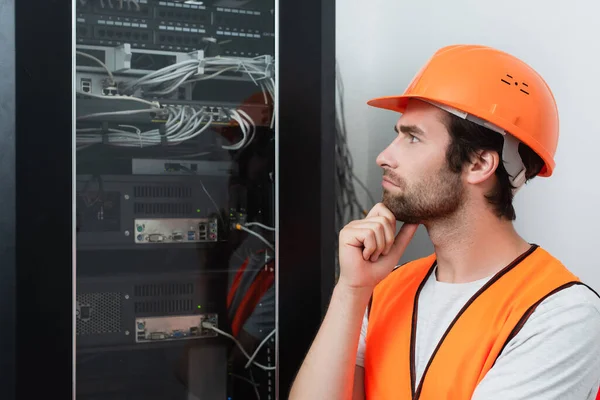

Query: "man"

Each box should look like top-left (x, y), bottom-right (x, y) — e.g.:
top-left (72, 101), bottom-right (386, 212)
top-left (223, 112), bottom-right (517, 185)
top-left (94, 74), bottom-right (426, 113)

top-left (289, 45), bottom-right (600, 400)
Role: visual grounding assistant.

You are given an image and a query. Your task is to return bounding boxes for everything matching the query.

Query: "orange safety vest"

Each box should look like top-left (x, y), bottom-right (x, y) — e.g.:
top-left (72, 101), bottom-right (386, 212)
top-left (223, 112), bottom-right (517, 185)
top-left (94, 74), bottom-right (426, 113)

top-left (364, 244), bottom-right (595, 400)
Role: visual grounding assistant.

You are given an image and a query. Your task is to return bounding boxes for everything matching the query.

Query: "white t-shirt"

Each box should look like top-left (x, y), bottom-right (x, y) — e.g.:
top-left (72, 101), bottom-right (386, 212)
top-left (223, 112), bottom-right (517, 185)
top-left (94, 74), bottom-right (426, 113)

top-left (356, 267), bottom-right (600, 400)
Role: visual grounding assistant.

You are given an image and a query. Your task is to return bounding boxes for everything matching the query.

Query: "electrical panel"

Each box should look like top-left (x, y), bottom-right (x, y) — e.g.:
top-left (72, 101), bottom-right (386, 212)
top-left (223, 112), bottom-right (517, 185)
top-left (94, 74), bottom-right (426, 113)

top-left (75, 0), bottom-right (274, 57)
top-left (75, 0), bottom-right (277, 399)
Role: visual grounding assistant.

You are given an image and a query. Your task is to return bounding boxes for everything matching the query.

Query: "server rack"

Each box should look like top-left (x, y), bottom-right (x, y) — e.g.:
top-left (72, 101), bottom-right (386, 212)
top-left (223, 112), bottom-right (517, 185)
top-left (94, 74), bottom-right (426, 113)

top-left (3, 0), bottom-right (336, 398)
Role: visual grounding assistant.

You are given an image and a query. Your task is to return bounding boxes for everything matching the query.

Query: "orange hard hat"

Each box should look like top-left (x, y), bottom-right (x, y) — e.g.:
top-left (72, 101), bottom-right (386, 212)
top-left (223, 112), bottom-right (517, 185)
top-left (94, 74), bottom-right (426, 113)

top-left (367, 44), bottom-right (559, 179)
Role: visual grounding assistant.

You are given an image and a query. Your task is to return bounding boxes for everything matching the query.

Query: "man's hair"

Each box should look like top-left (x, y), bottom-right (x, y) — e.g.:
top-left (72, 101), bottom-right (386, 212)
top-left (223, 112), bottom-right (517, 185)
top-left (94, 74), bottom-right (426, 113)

top-left (444, 113), bottom-right (545, 220)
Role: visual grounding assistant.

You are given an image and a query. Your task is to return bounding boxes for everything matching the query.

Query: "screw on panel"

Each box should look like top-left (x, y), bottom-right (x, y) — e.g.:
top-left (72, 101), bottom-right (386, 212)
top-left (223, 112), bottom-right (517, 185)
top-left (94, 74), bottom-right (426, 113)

top-left (125, 330), bottom-right (130, 336)
top-left (124, 194), bottom-right (130, 200)
top-left (125, 230), bottom-right (130, 236)
top-left (125, 294), bottom-right (129, 300)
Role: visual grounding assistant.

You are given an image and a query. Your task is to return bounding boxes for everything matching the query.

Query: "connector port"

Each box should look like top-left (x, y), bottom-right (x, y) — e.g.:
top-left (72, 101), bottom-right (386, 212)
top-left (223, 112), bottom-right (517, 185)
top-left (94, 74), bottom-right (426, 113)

top-left (80, 78), bottom-right (92, 93)
top-left (165, 162), bottom-right (182, 171)
top-left (172, 233), bottom-right (183, 241)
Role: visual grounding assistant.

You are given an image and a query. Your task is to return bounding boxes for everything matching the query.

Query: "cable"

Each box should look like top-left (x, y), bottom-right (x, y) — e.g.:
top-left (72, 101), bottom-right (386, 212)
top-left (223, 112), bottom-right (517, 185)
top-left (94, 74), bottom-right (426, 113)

top-left (248, 369), bottom-right (261, 400)
top-left (76, 90), bottom-right (160, 108)
top-left (334, 61), bottom-right (378, 278)
top-left (352, 171), bottom-right (376, 206)
top-left (244, 222), bottom-right (275, 232)
top-left (201, 322), bottom-right (275, 371)
top-left (76, 105), bottom-right (253, 152)
top-left (223, 109), bottom-right (255, 150)
top-left (120, 56), bottom-right (275, 104)
top-left (76, 105), bottom-right (212, 146)
top-left (76, 108), bottom-right (161, 121)
top-left (230, 373), bottom-right (259, 388)
top-left (334, 61), bottom-right (373, 226)
top-left (76, 51), bottom-right (116, 85)
top-left (235, 224), bottom-right (274, 251)
top-left (128, 0), bottom-right (140, 11)
top-left (177, 165), bottom-right (226, 227)
top-left (244, 329), bottom-right (276, 369)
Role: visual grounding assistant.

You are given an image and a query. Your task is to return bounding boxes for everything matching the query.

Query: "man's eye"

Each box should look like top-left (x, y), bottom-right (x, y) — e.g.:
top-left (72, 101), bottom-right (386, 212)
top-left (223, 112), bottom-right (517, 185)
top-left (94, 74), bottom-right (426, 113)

top-left (409, 135), bottom-right (420, 143)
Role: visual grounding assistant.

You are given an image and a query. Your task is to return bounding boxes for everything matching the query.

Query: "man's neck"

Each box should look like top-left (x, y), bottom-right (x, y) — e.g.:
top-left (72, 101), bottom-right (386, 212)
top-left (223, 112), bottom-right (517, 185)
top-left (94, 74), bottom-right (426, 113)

top-left (425, 209), bottom-right (532, 284)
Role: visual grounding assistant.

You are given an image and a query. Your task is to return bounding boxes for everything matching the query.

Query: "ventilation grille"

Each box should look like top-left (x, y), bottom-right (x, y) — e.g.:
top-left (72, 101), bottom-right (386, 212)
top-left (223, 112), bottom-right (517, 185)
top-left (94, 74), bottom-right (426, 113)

top-left (76, 292), bottom-right (122, 336)
top-left (134, 299), bottom-right (194, 314)
top-left (501, 74), bottom-right (530, 95)
top-left (134, 202), bottom-right (192, 216)
top-left (134, 185), bottom-right (192, 198)
top-left (134, 283), bottom-right (194, 297)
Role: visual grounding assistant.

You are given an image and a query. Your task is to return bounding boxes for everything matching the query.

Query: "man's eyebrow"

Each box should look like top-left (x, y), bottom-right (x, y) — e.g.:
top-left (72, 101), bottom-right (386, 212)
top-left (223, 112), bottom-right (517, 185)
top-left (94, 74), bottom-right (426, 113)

top-left (394, 124), bottom-right (426, 136)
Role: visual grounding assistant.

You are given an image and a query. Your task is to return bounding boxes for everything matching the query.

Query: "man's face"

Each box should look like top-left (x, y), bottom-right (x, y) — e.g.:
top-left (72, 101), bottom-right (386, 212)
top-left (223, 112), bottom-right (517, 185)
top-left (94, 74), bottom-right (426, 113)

top-left (376, 100), bottom-right (465, 224)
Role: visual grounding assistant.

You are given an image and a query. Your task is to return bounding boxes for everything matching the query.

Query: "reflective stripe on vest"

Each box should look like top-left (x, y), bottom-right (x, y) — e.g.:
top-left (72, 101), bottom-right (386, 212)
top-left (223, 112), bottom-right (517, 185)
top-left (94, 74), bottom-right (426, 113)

top-left (364, 244), bottom-right (587, 400)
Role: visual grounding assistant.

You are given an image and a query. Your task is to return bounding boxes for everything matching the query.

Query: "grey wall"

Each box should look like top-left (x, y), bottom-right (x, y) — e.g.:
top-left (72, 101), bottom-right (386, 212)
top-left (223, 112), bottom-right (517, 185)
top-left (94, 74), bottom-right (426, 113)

top-left (336, 0), bottom-right (600, 289)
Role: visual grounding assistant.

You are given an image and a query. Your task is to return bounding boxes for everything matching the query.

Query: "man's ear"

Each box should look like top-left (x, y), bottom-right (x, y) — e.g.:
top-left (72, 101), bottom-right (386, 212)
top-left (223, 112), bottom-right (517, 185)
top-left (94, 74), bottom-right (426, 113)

top-left (465, 150), bottom-right (499, 185)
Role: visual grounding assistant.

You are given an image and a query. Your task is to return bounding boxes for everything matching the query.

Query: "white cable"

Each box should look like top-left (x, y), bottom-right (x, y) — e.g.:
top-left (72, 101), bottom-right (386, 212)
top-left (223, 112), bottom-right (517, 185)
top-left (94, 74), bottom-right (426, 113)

top-left (128, 0), bottom-right (140, 11)
top-left (237, 109), bottom-right (256, 147)
top-left (259, 82), bottom-right (268, 105)
top-left (244, 329), bottom-right (276, 369)
top-left (202, 323), bottom-right (276, 371)
top-left (186, 66), bottom-right (240, 83)
top-left (245, 222), bottom-right (275, 232)
top-left (75, 106), bottom-right (214, 148)
top-left (76, 51), bottom-right (115, 85)
top-left (120, 60), bottom-right (198, 93)
top-left (237, 225), bottom-right (274, 251)
top-left (117, 124), bottom-right (141, 134)
top-left (76, 90), bottom-right (160, 107)
top-left (121, 56), bottom-right (275, 100)
top-left (76, 108), bottom-right (162, 121)
top-left (140, 65), bottom-right (197, 86)
top-left (222, 110), bottom-right (248, 150)
top-left (145, 70), bottom-right (196, 96)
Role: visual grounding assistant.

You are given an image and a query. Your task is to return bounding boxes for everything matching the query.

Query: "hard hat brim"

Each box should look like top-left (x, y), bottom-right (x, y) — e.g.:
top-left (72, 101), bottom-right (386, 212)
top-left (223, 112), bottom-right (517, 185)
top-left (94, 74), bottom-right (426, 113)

top-left (367, 94), bottom-right (553, 177)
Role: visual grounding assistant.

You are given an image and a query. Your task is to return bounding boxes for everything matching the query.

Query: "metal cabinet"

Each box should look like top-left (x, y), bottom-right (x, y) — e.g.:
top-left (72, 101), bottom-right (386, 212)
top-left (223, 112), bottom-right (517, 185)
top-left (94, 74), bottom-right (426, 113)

top-left (1, 0), bottom-right (335, 398)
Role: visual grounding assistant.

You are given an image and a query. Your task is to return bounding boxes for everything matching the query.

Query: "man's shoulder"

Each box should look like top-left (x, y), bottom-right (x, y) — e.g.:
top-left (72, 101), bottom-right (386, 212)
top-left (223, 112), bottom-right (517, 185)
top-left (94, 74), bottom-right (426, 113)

top-left (535, 283), bottom-right (600, 318)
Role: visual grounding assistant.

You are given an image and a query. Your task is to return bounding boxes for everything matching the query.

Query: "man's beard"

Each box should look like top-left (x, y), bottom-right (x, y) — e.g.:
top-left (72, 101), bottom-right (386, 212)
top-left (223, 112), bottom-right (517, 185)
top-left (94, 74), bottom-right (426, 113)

top-left (382, 165), bottom-right (465, 224)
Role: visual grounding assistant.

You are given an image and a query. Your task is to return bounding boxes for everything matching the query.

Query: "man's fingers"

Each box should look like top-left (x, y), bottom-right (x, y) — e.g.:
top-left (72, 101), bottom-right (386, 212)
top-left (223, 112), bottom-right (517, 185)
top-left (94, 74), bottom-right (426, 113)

top-left (346, 219), bottom-right (395, 261)
top-left (366, 203), bottom-right (396, 228)
top-left (360, 229), bottom-right (377, 261)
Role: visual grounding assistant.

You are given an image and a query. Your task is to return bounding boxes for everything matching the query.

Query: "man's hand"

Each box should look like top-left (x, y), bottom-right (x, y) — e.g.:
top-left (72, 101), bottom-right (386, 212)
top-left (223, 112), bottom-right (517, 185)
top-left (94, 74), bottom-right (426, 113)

top-left (289, 203), bottom-right (417, 400)
top-left (338, 203), bottom-right (418, 291)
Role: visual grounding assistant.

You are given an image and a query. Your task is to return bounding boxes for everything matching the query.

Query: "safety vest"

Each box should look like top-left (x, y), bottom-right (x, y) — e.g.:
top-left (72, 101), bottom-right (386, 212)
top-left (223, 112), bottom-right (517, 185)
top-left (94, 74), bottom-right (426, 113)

top-left (364, 244), bottom-right (593, 400)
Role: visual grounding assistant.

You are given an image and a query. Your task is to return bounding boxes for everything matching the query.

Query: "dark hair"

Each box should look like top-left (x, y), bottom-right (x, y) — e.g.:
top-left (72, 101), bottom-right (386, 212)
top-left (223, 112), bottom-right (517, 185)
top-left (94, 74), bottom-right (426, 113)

top-left (444, 113), bottom-right (545, 220)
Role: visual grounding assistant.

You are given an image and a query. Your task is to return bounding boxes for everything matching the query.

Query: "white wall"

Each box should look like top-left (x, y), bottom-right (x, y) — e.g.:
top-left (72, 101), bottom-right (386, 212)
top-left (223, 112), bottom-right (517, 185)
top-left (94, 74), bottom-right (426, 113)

top-left (336, 0), bottom-right (600, 290)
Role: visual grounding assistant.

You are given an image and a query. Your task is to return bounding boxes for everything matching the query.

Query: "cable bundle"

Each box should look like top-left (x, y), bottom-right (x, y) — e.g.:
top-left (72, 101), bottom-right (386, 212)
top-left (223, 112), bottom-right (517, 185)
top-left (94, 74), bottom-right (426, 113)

top-left (334, 63), bottom-right (374, 230)
top-left (76, 104), bottom-right (256, 151)
top-left (119, 55), bottom-right (275, 105)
